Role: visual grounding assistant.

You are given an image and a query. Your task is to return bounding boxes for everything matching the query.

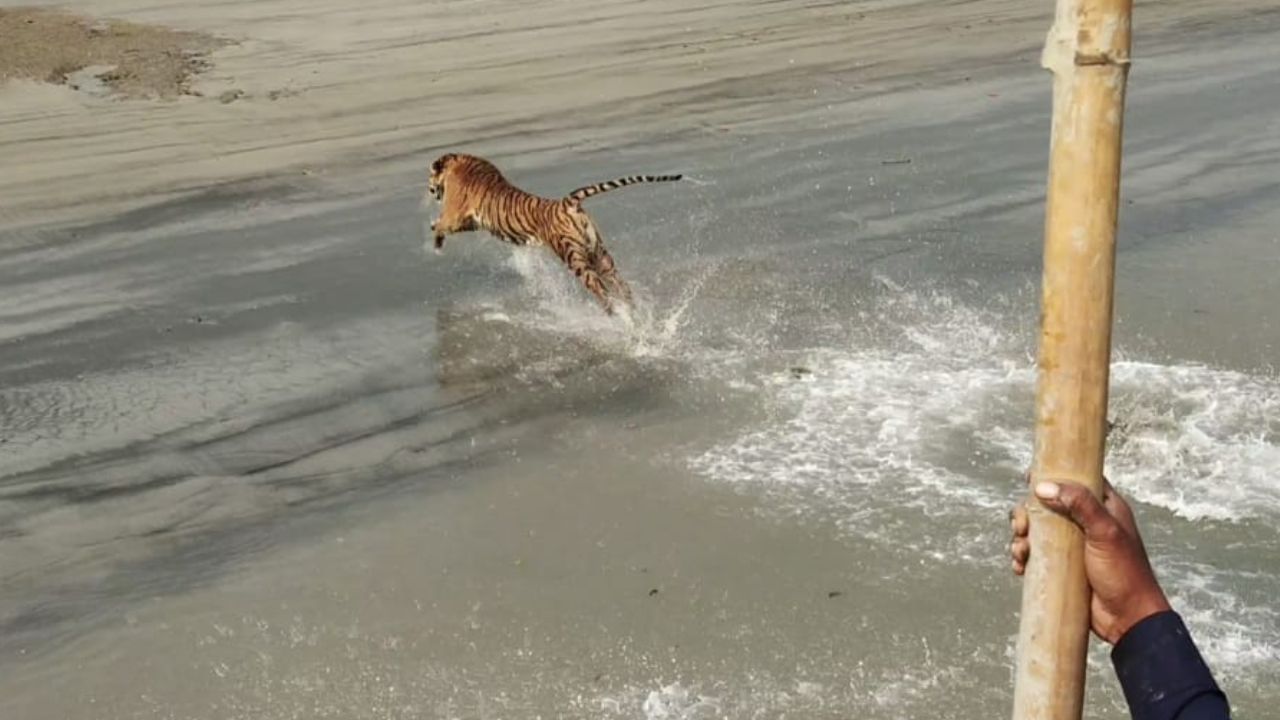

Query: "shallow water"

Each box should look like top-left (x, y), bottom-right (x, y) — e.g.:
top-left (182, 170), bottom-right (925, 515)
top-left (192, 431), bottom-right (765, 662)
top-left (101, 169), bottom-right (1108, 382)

top-left (3, 18), bottom-right (1279, 720)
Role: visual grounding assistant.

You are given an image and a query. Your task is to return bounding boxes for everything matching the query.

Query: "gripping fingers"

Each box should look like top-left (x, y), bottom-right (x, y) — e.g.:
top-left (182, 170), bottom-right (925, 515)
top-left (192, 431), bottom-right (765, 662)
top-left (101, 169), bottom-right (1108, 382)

top-left (1010, 504), bottom-right (1029, 538)
top-left (1011, 535), bottom-right (1030, 574)
top-left (1009, 503), bottom-right (1030, 575)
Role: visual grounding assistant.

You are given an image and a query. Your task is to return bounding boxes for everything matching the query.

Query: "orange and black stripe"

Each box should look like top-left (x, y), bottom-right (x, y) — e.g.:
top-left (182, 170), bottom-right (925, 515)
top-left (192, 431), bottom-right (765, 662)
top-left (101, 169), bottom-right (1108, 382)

top-left (566, 174), bottom-right (683, 202)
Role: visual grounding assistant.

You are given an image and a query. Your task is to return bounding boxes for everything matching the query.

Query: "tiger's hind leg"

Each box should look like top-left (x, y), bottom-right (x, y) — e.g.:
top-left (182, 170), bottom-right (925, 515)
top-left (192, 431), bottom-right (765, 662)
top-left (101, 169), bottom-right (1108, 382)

top-left (592, 247), bottom-right (633, 308)
top-left (572, 210), bottom-right (633, 310)
top-left (553, 238), bottom-right (618, 314)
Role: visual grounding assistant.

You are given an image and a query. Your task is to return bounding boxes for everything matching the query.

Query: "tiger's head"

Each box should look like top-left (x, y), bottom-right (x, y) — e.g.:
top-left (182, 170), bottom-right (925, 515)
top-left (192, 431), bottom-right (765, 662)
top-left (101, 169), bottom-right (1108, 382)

top-left (426, 153), bottom-right (460, 202)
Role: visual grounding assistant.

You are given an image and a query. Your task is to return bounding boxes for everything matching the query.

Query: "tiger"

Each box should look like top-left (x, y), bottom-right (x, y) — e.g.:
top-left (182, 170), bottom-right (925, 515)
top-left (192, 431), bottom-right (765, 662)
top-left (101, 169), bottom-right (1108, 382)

top-left (425, 153), bottom-right (681, 315)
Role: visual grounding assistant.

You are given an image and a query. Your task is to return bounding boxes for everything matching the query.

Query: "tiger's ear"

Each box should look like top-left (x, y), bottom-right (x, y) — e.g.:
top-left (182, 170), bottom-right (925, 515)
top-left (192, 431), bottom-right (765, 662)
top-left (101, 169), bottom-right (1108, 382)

top-left (432, 153), bottom-right (459, 173)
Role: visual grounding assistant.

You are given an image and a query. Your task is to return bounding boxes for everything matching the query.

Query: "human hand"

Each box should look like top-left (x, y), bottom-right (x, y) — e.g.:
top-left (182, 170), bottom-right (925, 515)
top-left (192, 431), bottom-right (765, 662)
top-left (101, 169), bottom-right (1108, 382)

top-left (1010, 479), bottom-right (1171, 644)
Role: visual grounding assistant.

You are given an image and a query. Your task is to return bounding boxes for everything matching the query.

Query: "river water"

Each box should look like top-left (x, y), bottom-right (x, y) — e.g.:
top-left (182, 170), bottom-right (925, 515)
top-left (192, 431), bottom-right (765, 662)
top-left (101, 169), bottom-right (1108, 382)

top-left (2, 14), bottom-right (1278, 720)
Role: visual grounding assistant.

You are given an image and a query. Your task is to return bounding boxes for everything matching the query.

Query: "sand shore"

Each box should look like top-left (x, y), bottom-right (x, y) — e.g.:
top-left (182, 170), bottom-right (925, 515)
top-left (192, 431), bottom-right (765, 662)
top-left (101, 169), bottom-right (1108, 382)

top-left (1, 0), bottom-right (1271, 234)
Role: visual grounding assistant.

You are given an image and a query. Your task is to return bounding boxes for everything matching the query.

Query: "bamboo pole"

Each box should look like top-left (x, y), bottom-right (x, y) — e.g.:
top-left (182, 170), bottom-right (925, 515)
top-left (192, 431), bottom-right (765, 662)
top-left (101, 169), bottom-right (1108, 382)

top-left (1012, 0), bottom-right (1132, 718)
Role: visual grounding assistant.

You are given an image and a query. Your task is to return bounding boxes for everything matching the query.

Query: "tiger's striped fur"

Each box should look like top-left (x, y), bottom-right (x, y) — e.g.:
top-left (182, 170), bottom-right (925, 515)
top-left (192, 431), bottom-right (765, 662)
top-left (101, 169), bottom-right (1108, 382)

top-left (426, 153), bottom-right (681, 315)
top-left (567, 174), bottom-right (683, 202)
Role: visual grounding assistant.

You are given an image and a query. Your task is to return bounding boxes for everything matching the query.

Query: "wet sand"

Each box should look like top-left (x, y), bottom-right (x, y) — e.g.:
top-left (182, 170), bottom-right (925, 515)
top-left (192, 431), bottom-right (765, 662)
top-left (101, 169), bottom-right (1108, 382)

top-left (3, 1), bottom-right (1280, 718)
top-left (0, 7), bottom-right (222, 98)
top-left (0, 0), bottom-right (1273, 232)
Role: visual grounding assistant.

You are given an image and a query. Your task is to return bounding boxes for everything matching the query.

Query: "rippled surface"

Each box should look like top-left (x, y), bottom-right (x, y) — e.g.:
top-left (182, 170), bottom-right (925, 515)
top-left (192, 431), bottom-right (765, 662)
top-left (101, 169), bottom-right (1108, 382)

top-left (3, 21), bottom-right (1280, 720)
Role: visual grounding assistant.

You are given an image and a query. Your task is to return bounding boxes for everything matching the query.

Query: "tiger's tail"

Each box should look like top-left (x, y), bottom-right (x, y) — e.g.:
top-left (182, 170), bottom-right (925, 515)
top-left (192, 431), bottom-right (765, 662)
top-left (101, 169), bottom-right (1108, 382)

top-left (566, 174), bottom-right (683, 202)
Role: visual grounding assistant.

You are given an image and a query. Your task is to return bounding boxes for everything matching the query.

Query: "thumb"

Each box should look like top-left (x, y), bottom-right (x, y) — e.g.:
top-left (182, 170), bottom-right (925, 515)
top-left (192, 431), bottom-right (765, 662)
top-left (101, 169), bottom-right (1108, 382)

top-left (1034, 481), bottom-right (1112, 537)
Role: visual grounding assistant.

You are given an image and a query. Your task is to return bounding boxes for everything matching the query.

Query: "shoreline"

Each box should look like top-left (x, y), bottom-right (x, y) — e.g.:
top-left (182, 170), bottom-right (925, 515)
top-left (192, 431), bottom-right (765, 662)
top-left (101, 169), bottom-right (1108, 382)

top-left (1, 0), bottom-right (1272, 234)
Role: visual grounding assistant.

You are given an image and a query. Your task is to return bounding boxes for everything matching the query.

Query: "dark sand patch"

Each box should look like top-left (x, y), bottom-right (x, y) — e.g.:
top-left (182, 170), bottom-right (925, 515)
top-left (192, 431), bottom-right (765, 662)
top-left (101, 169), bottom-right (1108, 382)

top-left (0, 7), bottom-right (222, 99)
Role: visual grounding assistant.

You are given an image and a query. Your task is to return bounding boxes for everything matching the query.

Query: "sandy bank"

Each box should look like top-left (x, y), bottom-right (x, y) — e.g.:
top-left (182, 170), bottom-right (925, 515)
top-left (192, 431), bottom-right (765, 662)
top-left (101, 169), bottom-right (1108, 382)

top-left (0, 0), bottom-right (1272, 233)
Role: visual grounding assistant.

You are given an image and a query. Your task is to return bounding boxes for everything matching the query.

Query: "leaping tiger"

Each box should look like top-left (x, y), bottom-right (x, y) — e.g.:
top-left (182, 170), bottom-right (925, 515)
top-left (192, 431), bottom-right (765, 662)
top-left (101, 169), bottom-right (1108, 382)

top-left (425, 153), bottom-right (681, 315)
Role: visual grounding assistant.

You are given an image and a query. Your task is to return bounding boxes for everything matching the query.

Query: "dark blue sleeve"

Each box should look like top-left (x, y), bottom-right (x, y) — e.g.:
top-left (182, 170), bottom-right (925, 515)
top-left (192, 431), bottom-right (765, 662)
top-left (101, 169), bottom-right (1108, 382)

top-left (1111, 611), bottom-right (1230, 720)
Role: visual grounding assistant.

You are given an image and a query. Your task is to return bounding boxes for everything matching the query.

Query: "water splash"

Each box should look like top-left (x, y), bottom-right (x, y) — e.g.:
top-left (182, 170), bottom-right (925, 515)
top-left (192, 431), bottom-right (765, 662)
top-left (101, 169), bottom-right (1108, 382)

top-left (690, 290), bottom-right (1029, 560)
top-left (1107, 362), bottom-right (1280, 521)
top-left (688, 288), bottom-right (1280, 686)
top-left (500, 249), bottom-right (718, 361)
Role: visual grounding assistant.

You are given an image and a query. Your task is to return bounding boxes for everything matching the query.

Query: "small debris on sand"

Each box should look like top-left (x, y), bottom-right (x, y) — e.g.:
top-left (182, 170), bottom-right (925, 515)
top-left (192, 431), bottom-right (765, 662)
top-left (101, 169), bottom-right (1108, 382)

top-left (64, 65), bottom-right (116, 97)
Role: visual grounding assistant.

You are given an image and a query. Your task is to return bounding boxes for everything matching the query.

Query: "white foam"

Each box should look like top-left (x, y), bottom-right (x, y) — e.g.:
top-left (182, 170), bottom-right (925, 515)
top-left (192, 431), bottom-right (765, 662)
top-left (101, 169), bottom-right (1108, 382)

top-left (690, 291), bottom-right (1028, 560)
top-left (688, 288), bottom-right (1280, 685)
top-left (693, 289), bottom-right (1280, 543)
top-left (988, 360), bottom-right (1280, 522)
top-left (499, 249), bottom-right (720, 362)
top-left (1106, 362), bottom-right (1280, 521)
top-left (587, 679), bottom-right (840, 720)
top-left (640, 683), bottom-right (720, 720)
top-left (584, 657), bottom-right (1004, 720)
top-left (1162, 560), bottom-right (1280, 679)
